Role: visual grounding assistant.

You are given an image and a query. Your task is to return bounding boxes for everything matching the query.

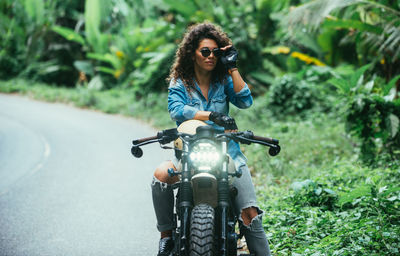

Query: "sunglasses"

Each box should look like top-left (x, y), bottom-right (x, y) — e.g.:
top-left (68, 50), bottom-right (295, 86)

top-left (200, 47), bottom-right (222, 58)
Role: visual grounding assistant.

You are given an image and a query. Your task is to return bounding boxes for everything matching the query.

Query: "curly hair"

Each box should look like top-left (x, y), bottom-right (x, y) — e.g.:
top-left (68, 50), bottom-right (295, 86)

top-left (168, 22), bottom-right (231, 89)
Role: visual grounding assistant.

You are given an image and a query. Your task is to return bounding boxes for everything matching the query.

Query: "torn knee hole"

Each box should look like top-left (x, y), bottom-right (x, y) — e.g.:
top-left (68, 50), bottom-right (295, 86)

top-left (241, 207), bottom-right (262, 227)
top-left (151, 176), bottom-right (169, 191)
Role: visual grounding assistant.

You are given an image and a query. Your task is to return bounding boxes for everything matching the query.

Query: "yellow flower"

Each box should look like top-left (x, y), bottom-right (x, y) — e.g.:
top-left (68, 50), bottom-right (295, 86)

top-left (276, 46), bottom-right (290, 54)
top-left (313, 59), bottom-right (326, 66)
top-left (290, 51), bottom-right (326, 66)
top-left (263, 46), bottom-right (291, 55)
top-left (380, 58), bottom-right (385, 65)
top-left (115, 50), bottom-right (125, 59)
top-left (136, 46), bottom-right (143, 53)
top-left (114, 69), bottom-right (123, 79)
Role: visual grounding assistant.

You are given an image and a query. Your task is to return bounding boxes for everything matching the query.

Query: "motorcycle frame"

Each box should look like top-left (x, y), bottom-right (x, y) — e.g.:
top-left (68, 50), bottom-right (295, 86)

top-left (176, 133), bottom-right (233, 256)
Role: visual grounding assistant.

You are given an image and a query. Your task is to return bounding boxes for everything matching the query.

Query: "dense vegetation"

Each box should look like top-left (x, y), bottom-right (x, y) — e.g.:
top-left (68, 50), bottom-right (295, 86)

top-left (1, 0), bottom-right (399, 255)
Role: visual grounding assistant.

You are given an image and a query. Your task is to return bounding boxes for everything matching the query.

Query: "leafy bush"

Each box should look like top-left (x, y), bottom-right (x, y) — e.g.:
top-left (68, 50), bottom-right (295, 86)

top-left (329, 64), bottom-right (400, 164)
top-left (0, 0), bottom-right (85, 84)
top-left (347, 95), bottom-right (400, 164)
top-left (266, 74), bottom-right (319, 117)
top-left (262, 165), bottom-right (400, 255)
top-left (290, 179), bottom-right (337, 210)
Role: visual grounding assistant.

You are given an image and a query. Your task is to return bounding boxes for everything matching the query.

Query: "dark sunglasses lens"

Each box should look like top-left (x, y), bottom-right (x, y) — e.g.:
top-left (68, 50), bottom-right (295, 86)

top-left (200, 49), bottom-right (211, 57)
top-left (213, 49), bottom-right (222, 57)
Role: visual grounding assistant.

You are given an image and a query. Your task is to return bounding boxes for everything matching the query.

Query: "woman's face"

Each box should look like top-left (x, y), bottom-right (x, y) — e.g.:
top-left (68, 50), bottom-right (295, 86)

top-left (194, 38), bottom-right (219, 73)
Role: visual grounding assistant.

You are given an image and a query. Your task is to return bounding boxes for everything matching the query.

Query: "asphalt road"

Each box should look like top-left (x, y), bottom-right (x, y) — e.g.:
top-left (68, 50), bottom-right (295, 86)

top-left (0, 94), bottom-right (171, 256)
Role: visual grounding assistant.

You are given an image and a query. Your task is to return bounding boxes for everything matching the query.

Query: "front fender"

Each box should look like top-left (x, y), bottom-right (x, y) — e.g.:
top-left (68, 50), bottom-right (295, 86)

top-left (191, 173), bottom-right (218, 208)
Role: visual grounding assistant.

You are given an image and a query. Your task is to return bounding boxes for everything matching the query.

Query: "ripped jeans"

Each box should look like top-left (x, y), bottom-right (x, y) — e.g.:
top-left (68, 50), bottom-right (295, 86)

top-left (151, 162), bottom-right (271, 256)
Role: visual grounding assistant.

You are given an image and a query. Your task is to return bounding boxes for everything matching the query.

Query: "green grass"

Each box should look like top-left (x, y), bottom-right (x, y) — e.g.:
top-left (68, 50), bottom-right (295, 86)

top-left (0, 79), bottom-right (175, 128)
top-left (1, 79), bottom-right (399, 255)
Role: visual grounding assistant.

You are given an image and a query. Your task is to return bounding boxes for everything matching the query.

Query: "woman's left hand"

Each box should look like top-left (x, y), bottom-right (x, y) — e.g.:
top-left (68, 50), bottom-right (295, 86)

top-left (220, 45), bottom-right (232, 51)
top-left (220, 45), bottom-right (238, 70)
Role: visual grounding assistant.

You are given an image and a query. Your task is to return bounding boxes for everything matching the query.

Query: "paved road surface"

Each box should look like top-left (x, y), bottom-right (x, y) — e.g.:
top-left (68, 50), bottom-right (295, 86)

top-left (0, 94), bottom-right (170, 255)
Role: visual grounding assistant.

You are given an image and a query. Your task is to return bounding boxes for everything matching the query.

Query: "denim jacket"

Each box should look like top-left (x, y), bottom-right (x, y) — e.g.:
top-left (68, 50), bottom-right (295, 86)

top-left (168, 76), bottom-right (253, 168)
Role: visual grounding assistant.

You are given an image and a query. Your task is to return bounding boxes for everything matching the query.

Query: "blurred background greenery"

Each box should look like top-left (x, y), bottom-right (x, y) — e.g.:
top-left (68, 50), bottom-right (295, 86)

top-left (1, 0), bottom-right (400, 255)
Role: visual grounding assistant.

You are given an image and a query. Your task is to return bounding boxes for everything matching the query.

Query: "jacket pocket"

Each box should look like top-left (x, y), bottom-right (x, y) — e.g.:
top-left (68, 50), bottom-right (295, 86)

top-left (211, 94), bottom-right (227, 113)
top-left (187, 98), bottom-right (202, 112)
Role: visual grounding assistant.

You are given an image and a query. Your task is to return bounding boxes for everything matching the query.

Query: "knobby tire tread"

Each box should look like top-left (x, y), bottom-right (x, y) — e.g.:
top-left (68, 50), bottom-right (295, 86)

top-left (190, 204), bottom-right (215, 256)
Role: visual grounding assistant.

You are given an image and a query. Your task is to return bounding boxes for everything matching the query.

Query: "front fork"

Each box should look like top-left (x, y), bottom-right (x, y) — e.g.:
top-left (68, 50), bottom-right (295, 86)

top-left (178, 137), bottom-right (192, 256)
top-left (218, 139), bottom-right (230, 256)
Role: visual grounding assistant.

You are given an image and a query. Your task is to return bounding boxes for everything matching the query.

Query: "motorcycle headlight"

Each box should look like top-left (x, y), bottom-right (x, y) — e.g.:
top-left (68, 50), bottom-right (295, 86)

top-left (189, 140), bottom-right (221, 171)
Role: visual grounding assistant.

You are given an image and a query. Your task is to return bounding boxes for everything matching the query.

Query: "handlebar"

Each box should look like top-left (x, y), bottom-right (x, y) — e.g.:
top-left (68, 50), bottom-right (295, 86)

top-left (253, 135), bottom-right (279, 145)
top-left (226, 131), bottom-right (280, 156)
top-left (131, 128), bottom-right (280, 158)
top-left (132, 135), bottom-right (158, 145)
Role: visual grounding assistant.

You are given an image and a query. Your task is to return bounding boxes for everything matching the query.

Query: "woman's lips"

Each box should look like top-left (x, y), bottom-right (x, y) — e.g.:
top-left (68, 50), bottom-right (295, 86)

top-left (205, 61), bottom-right (215, 65)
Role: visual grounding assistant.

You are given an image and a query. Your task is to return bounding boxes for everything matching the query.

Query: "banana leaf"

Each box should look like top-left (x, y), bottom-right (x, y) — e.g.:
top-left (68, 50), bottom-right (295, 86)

top-left (323, 19), bottom-right (383, 34)
top-left (163, 0), bottom-right (197, 18)
top-left (52, 26), bottom-right (86, 46)
top-left (24, 0), bottom-right (44, 24)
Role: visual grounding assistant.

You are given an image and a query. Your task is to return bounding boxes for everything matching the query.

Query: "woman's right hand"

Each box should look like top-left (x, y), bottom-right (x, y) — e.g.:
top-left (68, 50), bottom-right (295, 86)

top-left (209, 112), bottom-right (238, 131)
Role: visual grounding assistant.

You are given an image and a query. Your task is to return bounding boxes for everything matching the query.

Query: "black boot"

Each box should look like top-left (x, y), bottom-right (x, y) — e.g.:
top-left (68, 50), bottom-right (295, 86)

top-left (157, 237), bottom-right (174, 256)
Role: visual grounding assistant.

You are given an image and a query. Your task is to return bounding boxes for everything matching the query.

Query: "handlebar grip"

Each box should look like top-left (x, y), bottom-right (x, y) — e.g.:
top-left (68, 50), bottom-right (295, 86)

top-left (132, 135), bottom-right (158, 145)
top-left (252, 135), bottom-right (279, 145)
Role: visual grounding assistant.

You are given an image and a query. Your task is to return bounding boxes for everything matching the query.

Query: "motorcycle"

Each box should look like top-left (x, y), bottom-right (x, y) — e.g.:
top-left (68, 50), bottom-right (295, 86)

top-left (131, 120), bottom-right (280, 256)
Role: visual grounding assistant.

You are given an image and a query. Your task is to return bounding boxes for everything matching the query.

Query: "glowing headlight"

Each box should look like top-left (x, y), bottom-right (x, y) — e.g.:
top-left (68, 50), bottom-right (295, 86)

top-left (189, 141), bottom-right (221, 171)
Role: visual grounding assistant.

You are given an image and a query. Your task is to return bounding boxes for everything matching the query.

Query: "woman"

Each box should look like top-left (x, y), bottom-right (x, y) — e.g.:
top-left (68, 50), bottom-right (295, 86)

top-left (151, 22), bottom-right (271, 256)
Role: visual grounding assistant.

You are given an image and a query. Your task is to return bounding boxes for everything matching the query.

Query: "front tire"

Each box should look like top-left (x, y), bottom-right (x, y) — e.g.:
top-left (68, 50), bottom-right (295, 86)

top-left (190, 204), bottom-right (215, 256)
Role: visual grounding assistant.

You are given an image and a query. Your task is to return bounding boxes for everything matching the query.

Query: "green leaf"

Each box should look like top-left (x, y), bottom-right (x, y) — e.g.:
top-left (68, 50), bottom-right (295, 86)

top-left (73, 61), bottom-right (94, 76)
top-left (291, 179), bottom-right (315, 192)
top-left (96, 66), bottom-right (115, 75)
top-left (339, 185), bottom-right (372, 206)
top-left (384, 75), bottom-right (400, 95)
top-left (294, 32), bottom-right (323, 55)
top-left (324, 188), bottom-right (336, 195)
top-left (250, 72), bottom-right (275, 85)
top-left (364, 80), bottom-right (374, 92)
top-left (262, 59), bottom-right (284, 77)
top-left (85, 0), bottom-right (110, 53)
top-left (387, 114), bottom-right (400, 138)
top-left (382, 186), bottom-right (400, 197)
top-left (163, 0), bottom-right (197, 18)
top-left (87, 75), bottom-right (103, 90)
top-left (349, 63), bottom-right (372, 89)
top-left (328, 78), bottom-right (349, 94)
top-left (323, 19), bottom-right (383, 34)
top-left (87, 53), bottom-right (120, 69)
top-left (52, 26), bottom-right (86, 46)
top-left (24, 0), bottom-right (44, 24)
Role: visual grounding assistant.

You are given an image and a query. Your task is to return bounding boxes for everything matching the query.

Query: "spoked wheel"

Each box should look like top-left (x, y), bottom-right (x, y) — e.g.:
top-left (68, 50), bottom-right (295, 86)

top-left (190, 204), bottom-right (215, 256)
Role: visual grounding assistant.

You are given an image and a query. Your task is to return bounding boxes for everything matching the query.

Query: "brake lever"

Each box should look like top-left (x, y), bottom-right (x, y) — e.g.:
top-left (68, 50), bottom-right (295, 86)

top-left (223, 132), bottom-right (281, 156)
top-left (157, 128), bottom-right (179, 144)
top-left (219, 132), bottom-right (252, 144)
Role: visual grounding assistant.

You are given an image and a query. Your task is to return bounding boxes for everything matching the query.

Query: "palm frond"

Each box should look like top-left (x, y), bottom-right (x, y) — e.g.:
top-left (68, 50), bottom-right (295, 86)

top-left (286, 0), bottom-right (400, 62)
top-left (380, 22), bottom-right (400, 59)
top-left (286, 0), bottom-right (361, 32)
top-left (359, 17), bottom-right (400, 62)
